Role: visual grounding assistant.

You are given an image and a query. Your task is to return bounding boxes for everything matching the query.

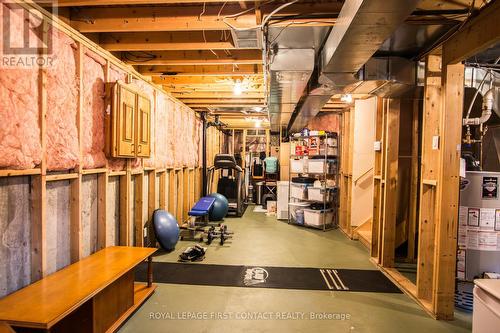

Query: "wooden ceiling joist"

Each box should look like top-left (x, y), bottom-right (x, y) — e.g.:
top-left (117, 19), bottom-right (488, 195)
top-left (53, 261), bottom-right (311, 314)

top-left (99, 31), bottom-right (237, 51)
top-left (181, 98), bottom-right (266, 104)
top-left (56, 0), bottom-right (252, 6)
top-left (136, 64), bottom-right (263, 76)
top-left (170, 91), bottom-right (264, 98)
top-left (166, 87), bottom-right (265, 94)
top-left (120, 49), bottom-right (262, 65)
top-left (442, 0), bottom-right (500, 65)
top-left (187, 103), bottom-right (265, 108)
top-left (70, 4), bottom-right (258, 32)
top-left (69, 2), bottom-right (343, 33)
top-left (153, 74), bottom-right (263, 85)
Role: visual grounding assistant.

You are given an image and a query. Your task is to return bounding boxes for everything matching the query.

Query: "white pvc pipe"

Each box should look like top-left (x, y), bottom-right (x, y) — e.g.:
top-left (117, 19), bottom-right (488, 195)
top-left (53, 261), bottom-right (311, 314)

top-left (463, 88), bottom-right (496, 126)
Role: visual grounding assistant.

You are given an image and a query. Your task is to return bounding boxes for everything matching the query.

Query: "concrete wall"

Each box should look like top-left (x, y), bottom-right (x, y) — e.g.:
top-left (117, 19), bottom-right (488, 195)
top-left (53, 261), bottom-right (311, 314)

top-left (46, 181), bottom-right (71, 275)
top-left (82, 175), bottom-right (98, 258)
top-left (350, 98), bottom-right (376, 227)
top-left (0, 177), bottom-right (31, 297)
top-left (106, 177), bottom-right (120, 246)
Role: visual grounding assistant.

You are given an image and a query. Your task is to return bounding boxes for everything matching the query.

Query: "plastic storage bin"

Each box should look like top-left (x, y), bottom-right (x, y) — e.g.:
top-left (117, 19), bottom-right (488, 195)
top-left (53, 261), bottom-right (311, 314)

top-left (308, 187), bottom-right (336, 202)
top-left (290, 159), bottom-right (304, 173)
top-left (304, 209), bottom-right (334, 227)
top-left (290, 183), bottom-right (310, 200)
top-left (288, 202), bottom-right (310, 223)
top-left (473, 279), bottom-right (500, 333)
top-left (308, 159), bottom-right (337, 174)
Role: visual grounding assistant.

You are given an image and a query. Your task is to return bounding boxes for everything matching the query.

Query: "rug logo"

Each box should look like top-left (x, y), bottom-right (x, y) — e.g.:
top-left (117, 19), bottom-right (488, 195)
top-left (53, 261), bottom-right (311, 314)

top-left (2, 1), bottom-right (55, 68)
top-left (243, 267), bottom-right (269, 286)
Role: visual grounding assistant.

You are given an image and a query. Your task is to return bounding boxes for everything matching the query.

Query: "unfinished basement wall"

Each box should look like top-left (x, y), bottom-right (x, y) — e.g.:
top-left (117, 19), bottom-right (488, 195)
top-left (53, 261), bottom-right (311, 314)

top-left (0, 2), bottom-right (203, 296)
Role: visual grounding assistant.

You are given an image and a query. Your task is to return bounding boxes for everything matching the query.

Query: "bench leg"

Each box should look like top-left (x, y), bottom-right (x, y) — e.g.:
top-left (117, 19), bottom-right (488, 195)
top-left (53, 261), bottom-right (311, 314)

top-left (147, 256), bottom-right (153, 287)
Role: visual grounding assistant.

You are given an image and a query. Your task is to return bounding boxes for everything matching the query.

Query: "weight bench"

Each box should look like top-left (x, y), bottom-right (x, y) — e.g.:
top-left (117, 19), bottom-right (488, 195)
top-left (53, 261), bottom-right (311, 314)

top-left (179, 196), bottom-right (216, 242)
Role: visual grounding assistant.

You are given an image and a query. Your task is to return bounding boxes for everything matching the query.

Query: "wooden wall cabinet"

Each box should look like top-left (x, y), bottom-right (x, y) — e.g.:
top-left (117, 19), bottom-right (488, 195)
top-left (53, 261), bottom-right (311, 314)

top-left (107, 81), bottom-right (151, 158)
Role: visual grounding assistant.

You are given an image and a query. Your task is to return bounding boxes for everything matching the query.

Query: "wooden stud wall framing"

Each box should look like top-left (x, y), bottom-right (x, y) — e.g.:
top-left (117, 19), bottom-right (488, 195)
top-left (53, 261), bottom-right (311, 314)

top-left (371, 98), bottom-right (385, 259)
top-left (0, 1), bottom-right (212, 293)
top-left (370, 98), bottom-right (401, 267)
top-left (339, 109), bottom-right (353, 235)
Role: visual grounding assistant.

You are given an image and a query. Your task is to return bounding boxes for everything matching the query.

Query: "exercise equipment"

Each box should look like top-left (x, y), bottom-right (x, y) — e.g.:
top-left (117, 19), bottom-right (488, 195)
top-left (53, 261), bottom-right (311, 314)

top-left (207, 154), bottom-right (246, 217)
top-left (153, 210), bottom-right (180, 251)
top-left (179, 196), bottom-right (216, 242)
top-left (205, 224), bottom-right (233, 245)
top-left (208, 193), bottom-right (229, 221)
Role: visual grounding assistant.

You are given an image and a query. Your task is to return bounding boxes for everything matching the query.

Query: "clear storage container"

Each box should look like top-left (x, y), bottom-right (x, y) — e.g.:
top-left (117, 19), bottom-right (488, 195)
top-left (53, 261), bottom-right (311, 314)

top-left (304, 209), bottom-right (334, 227)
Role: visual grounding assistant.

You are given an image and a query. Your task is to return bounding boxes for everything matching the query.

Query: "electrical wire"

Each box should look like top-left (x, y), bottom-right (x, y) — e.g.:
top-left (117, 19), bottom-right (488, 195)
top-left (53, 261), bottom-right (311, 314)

top-left (198, 1), bottom-right (206, 21)
top-left (222, 0), bottom-right (297, 31)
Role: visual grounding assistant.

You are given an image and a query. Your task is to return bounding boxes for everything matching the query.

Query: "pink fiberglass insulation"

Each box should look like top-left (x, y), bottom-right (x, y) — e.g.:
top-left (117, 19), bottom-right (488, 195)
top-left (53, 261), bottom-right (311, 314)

top-left (165, 98), bottom-right (176, 168)
top-left (185, 107), bottom-right (197, 167)
top-left (0, 5), bottom-right (42, 169)
top-left (307, 112), bottom-right (340, 133)
top-left (0, 67), bottom-right (41, 170)
top-left (172, 102), bottom-right (183, 168)
top-left (46, 29), bottom-right (79, 171)
top-left (154, 93), bottom-right (169, 168)
top-left (109, 65), bottom-right (127, 83)
top-left (82, 49), bottom-right (106, 169)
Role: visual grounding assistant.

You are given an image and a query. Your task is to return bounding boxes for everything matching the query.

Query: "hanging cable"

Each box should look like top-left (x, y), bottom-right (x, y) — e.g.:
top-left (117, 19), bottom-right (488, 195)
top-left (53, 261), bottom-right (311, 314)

top-left (222, 0), bottom-right (297, 31)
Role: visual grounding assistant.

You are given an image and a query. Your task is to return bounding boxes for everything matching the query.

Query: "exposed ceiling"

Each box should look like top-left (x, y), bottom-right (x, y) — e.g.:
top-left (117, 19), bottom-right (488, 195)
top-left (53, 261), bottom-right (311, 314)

top-left (51, 0), bottom-right (481, 129)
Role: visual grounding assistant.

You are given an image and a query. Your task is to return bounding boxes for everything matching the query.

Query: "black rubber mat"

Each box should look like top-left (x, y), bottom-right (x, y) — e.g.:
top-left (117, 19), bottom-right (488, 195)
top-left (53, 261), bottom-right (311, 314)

top-left (135, 262), bottom-right (402, 293)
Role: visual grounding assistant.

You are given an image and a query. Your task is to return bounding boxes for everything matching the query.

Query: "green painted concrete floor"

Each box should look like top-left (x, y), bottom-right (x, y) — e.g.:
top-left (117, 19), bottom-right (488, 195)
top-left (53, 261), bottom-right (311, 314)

top-left (120, 207), bottom-right (472, 333)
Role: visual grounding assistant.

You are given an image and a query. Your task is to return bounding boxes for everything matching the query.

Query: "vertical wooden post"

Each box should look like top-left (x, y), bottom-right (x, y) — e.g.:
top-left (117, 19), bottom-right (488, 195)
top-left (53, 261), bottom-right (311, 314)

top-left (183, 168), bottom-right (190, 221)
top-left (407, 98), bottom-right (420, 261)
top-left (119, 161), bottom-right (132, 246)
top-left (339, 108), bottom-right (354, 235)
top-left (70, 42), bottom-right (84, 262)
top-left (32, 29), bottom-right (48, 280)
top-left (371, 98), bottom-right (385, 259)
top-left (134, 173), bottom-right (144, 247)
top-left (176, 169), bottom-right (184, 223)
top-left (168, 169), bottom-right (176, 215)
top-left (417, 52), bottom-right (443, 302)
top-left (97, 60), bottom-right (110, 250)
top-left (158, 171), bottom-right (167, 210)
top-left (379, 99), bottom-right (400, 268)
top-left (147, 170), bottom-right (157, 247)
top-left (432, 63), bottom-right (464, 319)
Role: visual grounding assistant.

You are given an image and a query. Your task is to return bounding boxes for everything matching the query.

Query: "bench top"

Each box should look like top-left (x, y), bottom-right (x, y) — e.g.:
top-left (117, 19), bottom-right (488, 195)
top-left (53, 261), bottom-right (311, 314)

top-left (0, 246), bottom-right (155, 329)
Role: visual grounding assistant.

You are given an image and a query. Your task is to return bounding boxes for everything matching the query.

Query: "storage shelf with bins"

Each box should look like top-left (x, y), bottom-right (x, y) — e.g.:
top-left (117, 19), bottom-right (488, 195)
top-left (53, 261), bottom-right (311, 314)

top-left (287, 132), bottom-right (339, 231)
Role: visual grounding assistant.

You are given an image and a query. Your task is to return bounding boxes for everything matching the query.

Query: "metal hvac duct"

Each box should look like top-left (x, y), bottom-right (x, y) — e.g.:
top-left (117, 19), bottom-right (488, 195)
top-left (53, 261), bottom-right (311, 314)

top-left (268, 48), bottom-right (315, 132)
top-left (290, 0), bottom-right (418, 132)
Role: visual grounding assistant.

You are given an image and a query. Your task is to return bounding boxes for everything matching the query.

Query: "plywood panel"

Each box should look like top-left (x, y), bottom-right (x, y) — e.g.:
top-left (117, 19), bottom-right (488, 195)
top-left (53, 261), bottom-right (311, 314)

top-left (46, 181), bottom-right (71, 275)
top-left (81, 175), bottom-right (98, 258)
top-left (0, 177), bottom-right (31, 297)
top-left (106, 177), bottom-right (120, 246)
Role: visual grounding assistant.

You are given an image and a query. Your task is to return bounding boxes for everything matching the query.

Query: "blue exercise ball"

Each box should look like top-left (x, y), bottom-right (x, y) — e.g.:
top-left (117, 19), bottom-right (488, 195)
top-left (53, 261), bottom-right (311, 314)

top-left (208, 193), bottom-right (229, 221)
top-left (153, 210), bottom-right (179, 251)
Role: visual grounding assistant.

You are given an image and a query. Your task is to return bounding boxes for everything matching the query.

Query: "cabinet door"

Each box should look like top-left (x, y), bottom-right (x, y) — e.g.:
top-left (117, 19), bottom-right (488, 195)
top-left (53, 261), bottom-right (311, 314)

top-left (116, 85), bottom-right (136, 157)
top-left (135, 94), bottom-right (151, 157)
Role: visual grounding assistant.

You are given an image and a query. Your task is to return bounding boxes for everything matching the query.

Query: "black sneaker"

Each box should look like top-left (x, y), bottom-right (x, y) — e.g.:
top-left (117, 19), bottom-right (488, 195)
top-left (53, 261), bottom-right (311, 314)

top-left (178, 245), bottom-right (206, 262)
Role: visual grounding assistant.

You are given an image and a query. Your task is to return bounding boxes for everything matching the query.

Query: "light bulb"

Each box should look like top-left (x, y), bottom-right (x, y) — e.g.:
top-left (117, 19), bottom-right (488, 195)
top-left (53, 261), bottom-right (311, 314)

top-left (341, 94), bottom-right (353, 103)
top-left (233, 79), bottom-right (243, 95)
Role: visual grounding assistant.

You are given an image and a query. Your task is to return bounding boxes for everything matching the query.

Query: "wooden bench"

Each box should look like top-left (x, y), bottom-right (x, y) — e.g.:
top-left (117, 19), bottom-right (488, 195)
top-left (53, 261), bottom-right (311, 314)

top-left (0, 246), bottom-right (156, 333)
